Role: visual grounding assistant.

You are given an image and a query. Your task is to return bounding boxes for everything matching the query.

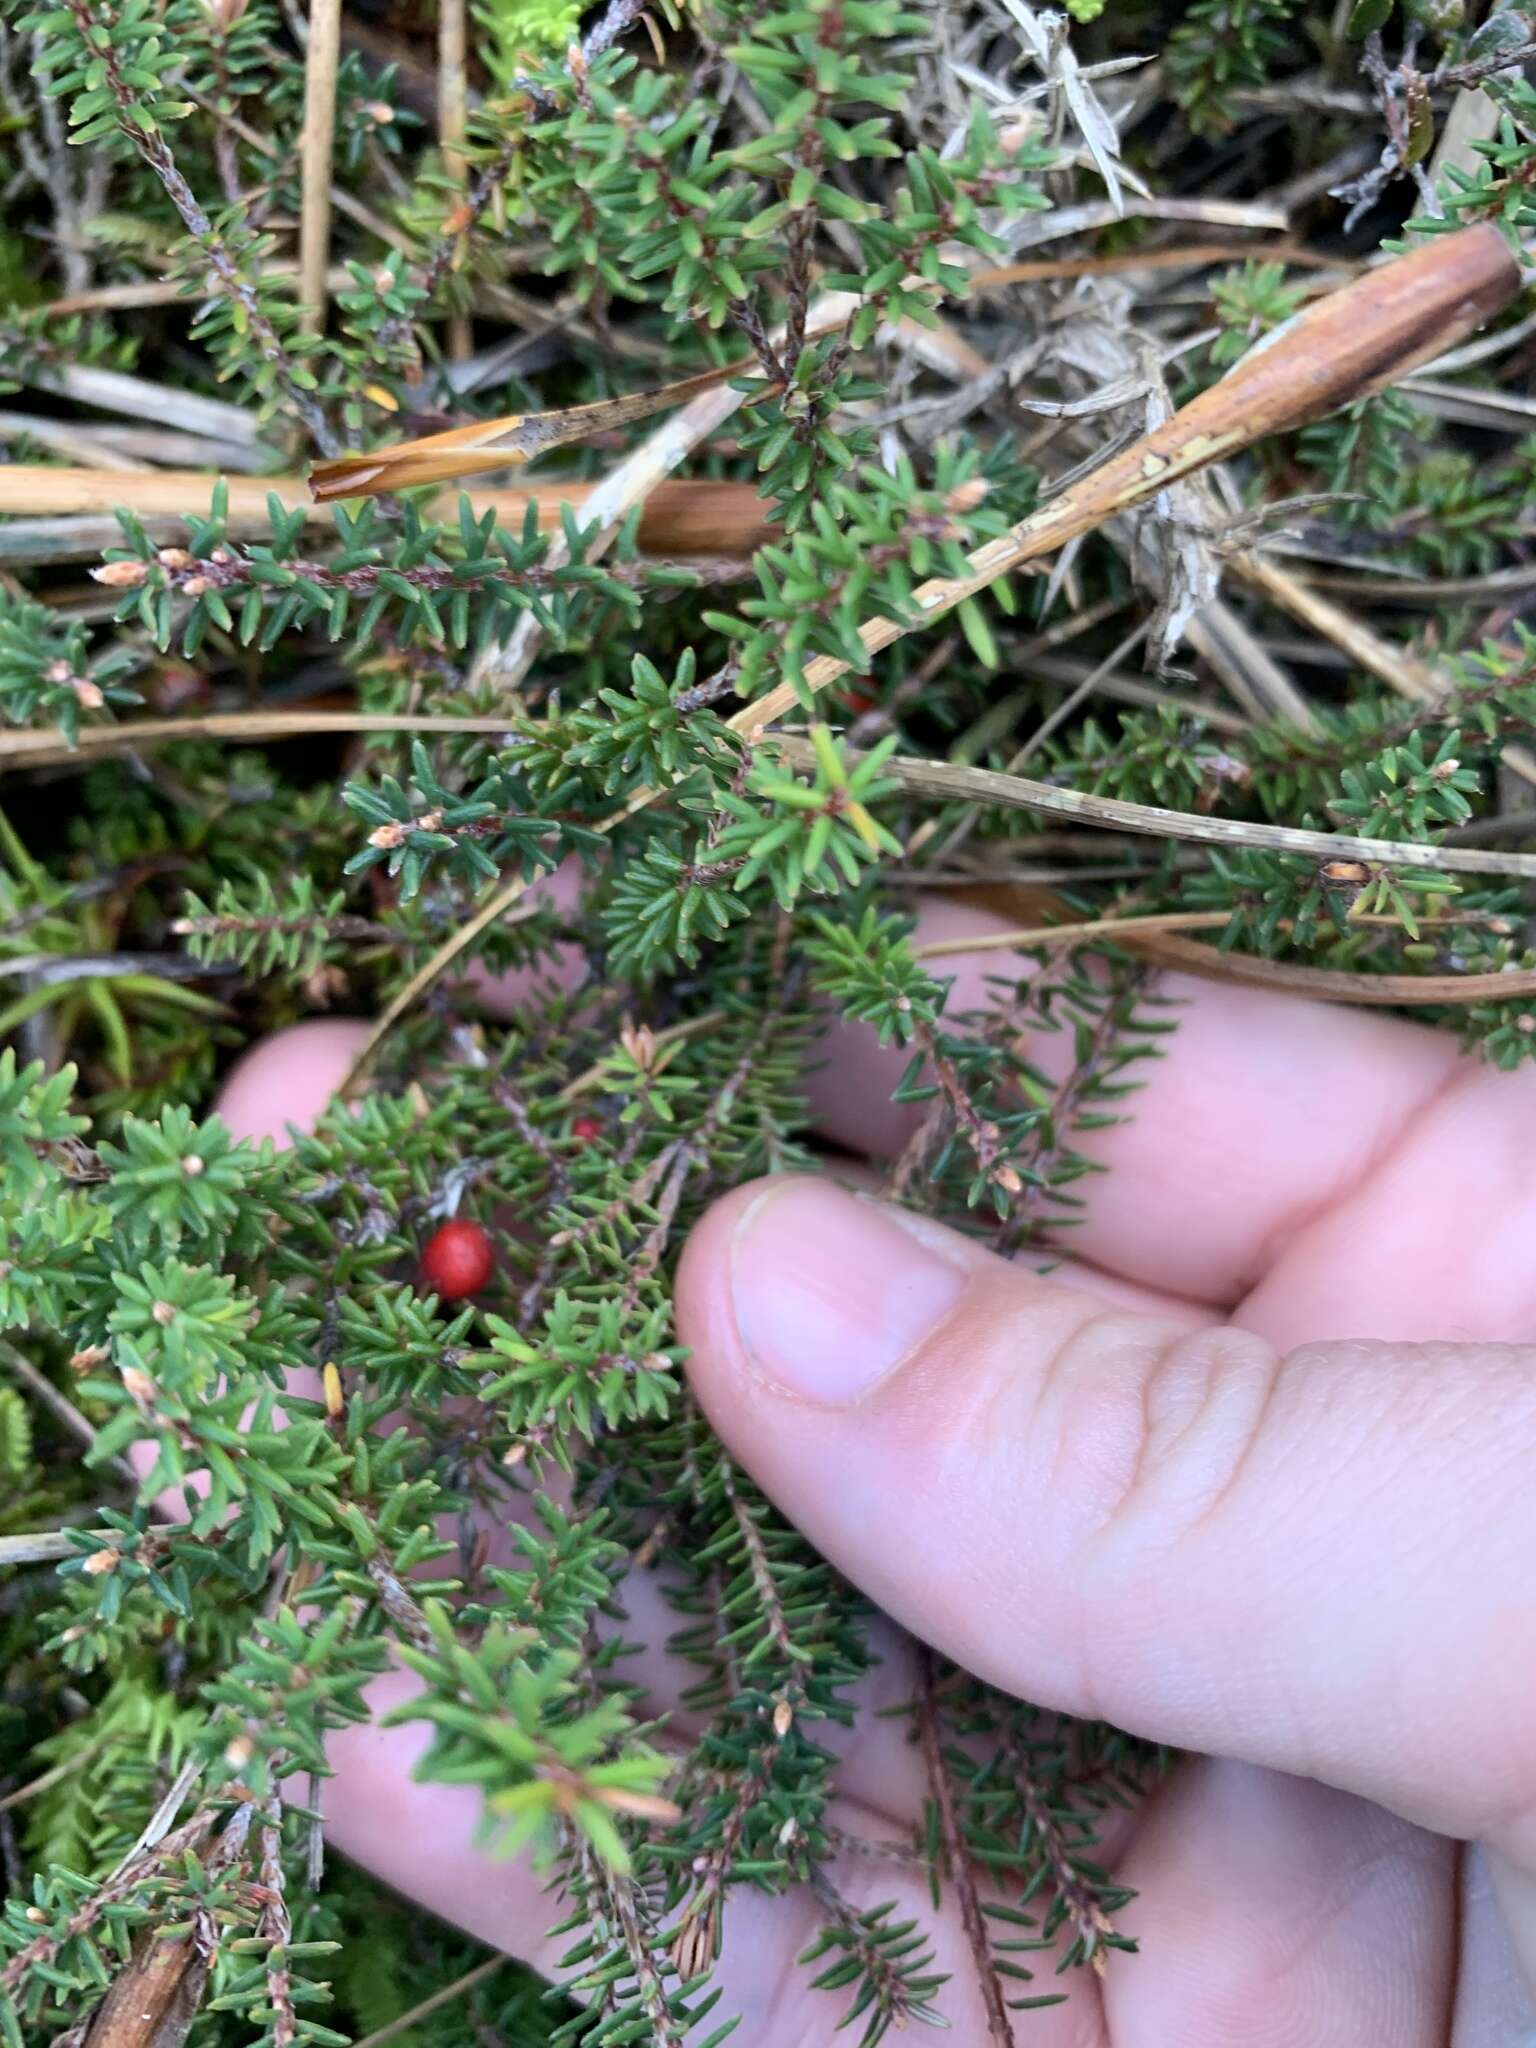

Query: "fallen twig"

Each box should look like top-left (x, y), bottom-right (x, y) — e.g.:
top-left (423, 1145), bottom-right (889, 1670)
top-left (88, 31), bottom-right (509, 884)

top-left (915, 907), bottom-right (1536, 1003)
top-left (437, 0), bottom-right (471, 362)
top-left (0, 1736), bottom-right (110, 1816)
top-left (970, 240), bottom-right (1347, 286)
top-left (913, 906), bottom-right (1506, 956)
top-left (739, 225), bottom-right (1521, 737)
top-left (309, 356), bottom-right (766, 498)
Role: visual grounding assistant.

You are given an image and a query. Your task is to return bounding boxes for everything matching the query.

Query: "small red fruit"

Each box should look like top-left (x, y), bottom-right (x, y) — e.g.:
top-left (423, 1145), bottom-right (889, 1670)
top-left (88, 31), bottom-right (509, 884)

top-left (571, 1115), bottom-right (603, 1141)
top-left (420, 1218), bottom-right (494, 1300)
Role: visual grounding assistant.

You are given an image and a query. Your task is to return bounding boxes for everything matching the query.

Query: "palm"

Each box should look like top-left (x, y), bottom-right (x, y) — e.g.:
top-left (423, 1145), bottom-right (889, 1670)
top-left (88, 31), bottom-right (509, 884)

top-left (217, 892), bottom-right (1536, 2046)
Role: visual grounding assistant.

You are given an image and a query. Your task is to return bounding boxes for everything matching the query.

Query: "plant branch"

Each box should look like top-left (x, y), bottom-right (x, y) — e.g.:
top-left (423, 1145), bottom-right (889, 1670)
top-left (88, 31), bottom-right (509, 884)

top-left (0, 1527), bottom-right (118, 1566)
top-left (916, 1645), bottom-right (1013, 2048)
top-left (63, 0), bottom-right (339, 458)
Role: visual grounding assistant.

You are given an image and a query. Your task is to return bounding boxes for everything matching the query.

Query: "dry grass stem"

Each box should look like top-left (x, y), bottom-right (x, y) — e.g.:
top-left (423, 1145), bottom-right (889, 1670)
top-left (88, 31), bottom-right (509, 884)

top-left (0, 467), bottom-right (779, 554)
top-left (796, 739), bottom-right (1536, 878)
top-left (347, 1959), bottom-right (508, 2048)
top-left (1122, 932), bottom-right (1536, 1005)
top-left (0, 711), bottom-right (523, 772)
top-left (298, 0), bottom-right (342, 332)
top-left (437, 0), bottom-right (471, 360)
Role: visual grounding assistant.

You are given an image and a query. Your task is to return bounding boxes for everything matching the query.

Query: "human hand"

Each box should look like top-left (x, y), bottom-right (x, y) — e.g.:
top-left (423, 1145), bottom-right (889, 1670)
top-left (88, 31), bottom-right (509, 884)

top-left (218, 895), bottom-right (1536, 2046)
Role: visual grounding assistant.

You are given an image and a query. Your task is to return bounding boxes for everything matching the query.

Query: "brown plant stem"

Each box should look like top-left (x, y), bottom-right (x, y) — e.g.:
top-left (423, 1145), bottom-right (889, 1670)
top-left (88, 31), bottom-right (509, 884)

top-left (916, 1645), bottom-right (1014, 2048)
top-left (0, 1527), bottom-right (118, 1566)
top-left (1113, 931), bottom-right (1536, 1006)
top-left (996, 1721), bottom-right (1116, 1976)
top-left (913, 905), bottom-right (1515, 956)
top-left (436, 0), bottom-right (471, 362)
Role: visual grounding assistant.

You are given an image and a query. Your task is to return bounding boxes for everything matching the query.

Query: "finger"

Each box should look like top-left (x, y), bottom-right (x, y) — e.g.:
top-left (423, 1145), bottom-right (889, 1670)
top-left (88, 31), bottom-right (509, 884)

top-left (463, 857), bottom-right (590, 1019)
top-left (1485, 1851), bottom-right (1536, 2008)
top-left (827, 1154), bottom-right (1213, 1322)
top-left (1239, 1054), bottom-right (1536, 1351)
top-left (804, 897), bottom-right (1460, 1305)
top-left (676, 1175), bottom-right (1536, 1859)
top-left (1105, 1759), bottom-right (1453, 2047)
top-left (1457, 1848), bottom-right (1536, 2043)
top-left (218, 1017), bottom-right (371, 1146)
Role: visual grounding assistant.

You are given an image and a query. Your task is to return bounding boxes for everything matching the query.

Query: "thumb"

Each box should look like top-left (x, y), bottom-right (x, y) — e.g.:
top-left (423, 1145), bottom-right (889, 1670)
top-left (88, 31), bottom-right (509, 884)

top-left (675, 1175), bottom-right (1536, 1865)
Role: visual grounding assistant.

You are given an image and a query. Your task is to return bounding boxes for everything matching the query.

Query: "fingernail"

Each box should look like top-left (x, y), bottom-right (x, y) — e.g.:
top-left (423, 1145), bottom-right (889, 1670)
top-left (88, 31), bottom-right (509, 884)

top-left (729, 1180), bottom-right (966, 1405)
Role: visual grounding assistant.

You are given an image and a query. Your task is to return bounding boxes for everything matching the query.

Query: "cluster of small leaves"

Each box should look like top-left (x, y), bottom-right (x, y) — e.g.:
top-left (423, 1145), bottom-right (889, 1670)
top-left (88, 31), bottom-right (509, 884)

top-left (0, 1388), bottom-right (32, 1480)
top-left (386, 1609), bottom-right (677, 1873)
top-left (0, 1051), bottom-right (697, 1941)
top-left (802, 904), bottom-right (946, 1044)
top-left (1206, 260), bottom-right (1307, 369)
top-left (1409, 65), bottom-right (1536, 242)
top-left (0, 593), bottom-right (140, 743)
top-left (564, 648), bottom-right (743, 796)
top-left (342, 733), bottom-right (615, 905)
top-left (1166, 0), bottom-right (1298, 135)
top-left (22, 0), bottom-right (341, 448)
top-left (709, 448), bottom-right (1019, 703)
top-left (441, 1), bottom-right (1048, 537)
top-left (1038, 700), bottom-right (1246, 813)
top-left (1001, 678), bottom-right (1536, 986)
top-left (25, 0), bottom-right (190, 154)
top-left (476, 0), bottom-right (584, 88)
top-left (711, 725), bottom-right (902, 911)
top-left (931, 1678), bottom-right (1156, 1996)
top-left (797, 1895), bottom-right (948, 2046)
top-left (516, 0), bottom-right (1035, 345)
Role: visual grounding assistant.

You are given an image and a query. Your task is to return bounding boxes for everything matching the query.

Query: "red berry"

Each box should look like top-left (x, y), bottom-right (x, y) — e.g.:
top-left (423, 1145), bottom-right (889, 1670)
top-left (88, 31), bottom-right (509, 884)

top-left (420, 1219), bottom-right (494, 1300)
top-left (841, 688), bottom-right (876, 717)
top-left (571, 1115), bottom-right (603, 1142)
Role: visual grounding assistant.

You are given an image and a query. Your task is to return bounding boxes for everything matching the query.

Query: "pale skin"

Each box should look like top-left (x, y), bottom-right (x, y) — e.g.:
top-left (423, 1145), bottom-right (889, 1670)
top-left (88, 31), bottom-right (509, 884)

top-left (212, 889), bottom-right (1536, 2046)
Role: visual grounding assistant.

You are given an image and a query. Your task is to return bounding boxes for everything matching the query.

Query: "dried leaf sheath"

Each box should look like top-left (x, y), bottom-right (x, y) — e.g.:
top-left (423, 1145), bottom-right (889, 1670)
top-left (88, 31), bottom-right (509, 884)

top-left (1026, 220), bottom-right (1521, 513)
top-left (308, 358), bottom-right (758, 498)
